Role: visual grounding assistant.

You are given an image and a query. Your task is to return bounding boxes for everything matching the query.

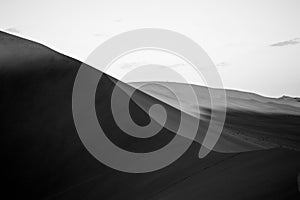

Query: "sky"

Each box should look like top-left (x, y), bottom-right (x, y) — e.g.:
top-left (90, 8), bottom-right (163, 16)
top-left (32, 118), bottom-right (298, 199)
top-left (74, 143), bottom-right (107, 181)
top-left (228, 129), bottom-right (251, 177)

top-left (1, 0), bottom-right (300, 97)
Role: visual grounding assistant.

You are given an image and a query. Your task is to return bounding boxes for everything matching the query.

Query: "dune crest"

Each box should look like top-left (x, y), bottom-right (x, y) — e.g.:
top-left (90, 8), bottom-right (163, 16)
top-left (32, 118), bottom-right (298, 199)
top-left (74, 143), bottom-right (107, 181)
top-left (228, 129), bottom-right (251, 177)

top-left (1, 31), bottom-right (300, 199)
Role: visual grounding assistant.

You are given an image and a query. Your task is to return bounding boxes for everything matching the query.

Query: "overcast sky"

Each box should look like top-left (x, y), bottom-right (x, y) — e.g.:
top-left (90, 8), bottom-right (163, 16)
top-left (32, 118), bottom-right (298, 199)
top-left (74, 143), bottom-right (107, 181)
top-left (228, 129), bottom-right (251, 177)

top-left (1, 0), bottom-right (300, 97)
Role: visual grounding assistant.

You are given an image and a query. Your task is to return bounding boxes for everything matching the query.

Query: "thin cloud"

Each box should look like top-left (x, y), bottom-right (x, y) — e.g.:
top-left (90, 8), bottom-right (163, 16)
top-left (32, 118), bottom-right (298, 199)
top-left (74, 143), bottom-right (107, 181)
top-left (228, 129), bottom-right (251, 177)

top-left (120, 62), bottom-right (143, 69)
top-left (5, 27), bottom-right (21, 34)
top-left (120, 63), bottom-right (134, 69)
top-left (114, 18), bottom-right (123, 23)
top-left (93, 33), bottom-right (109, 37)
top-left (215, 62), bottom-right (229, 67)
top-left (270, 38), bottom-right (300, 47)
top-left (168, 63), bottom-right (186, 68)
top-left (169, 62), bottom-right (230, 69)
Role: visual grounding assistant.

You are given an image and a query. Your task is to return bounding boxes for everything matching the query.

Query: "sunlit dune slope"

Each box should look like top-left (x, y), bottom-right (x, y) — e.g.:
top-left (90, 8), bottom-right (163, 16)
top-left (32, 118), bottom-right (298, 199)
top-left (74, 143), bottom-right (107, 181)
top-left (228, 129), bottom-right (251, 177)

top-left (130, 82), bottom-right (300, 151)
top-left (130, 81), bottom-right (300, 116)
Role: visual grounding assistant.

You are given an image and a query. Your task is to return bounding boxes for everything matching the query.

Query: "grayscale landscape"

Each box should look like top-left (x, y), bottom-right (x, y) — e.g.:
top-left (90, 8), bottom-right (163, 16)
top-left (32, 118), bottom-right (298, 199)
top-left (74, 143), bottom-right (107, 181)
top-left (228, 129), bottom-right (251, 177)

top-left (1, 31), bottom-right (300, 199)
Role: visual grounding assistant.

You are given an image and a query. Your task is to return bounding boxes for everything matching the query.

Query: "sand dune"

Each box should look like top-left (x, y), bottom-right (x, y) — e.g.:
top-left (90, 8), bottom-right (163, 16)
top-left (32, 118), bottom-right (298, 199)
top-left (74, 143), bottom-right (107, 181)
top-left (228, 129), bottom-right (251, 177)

top-left (130, 82), bottom-right (300, 116)
top-left (1, 31), bottom-right (300, 199)
top-left (129, 82), bottom-right (300, 152)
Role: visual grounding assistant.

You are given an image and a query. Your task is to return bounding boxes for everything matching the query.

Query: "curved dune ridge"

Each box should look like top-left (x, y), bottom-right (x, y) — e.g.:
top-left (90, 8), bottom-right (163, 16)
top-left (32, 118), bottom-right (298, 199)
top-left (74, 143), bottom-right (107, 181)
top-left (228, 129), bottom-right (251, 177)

top-left (129, 82), bottom-right (300, 152)
top-left (1, 31), bottom-right (300, 199)
top-left (130, 82), bottom-right (300, 116)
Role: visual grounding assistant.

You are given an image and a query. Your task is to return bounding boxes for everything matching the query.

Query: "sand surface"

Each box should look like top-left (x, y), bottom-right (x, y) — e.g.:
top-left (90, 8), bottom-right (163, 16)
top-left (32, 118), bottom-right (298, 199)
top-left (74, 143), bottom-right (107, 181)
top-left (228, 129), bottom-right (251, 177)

top-left (1, 31), bottom-right (300, 199)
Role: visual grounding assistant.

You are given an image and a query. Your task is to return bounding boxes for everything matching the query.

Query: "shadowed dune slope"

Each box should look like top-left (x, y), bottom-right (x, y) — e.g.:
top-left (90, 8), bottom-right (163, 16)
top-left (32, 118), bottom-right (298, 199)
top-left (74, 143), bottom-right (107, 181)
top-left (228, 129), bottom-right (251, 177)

top-left (1, 31), bottom-right (300, 199)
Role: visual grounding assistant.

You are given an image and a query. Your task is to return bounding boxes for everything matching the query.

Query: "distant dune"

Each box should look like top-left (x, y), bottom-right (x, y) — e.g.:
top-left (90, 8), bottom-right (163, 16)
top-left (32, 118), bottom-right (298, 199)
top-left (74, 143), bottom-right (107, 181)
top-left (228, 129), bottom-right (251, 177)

top-left (279, 95), bottom-right (300, 103)
top-left (130, 82), bottom-right (300, 152)
top-left (1, 31), bottom-right (300, 199)
top-left (130, 82), bottom-right (300, 116)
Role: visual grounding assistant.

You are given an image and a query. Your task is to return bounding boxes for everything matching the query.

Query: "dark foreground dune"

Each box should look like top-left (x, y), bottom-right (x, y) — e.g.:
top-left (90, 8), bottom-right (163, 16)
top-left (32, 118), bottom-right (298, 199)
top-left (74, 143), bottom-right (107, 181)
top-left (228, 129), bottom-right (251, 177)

top-left (1, 31), bottom-right (300, 199)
